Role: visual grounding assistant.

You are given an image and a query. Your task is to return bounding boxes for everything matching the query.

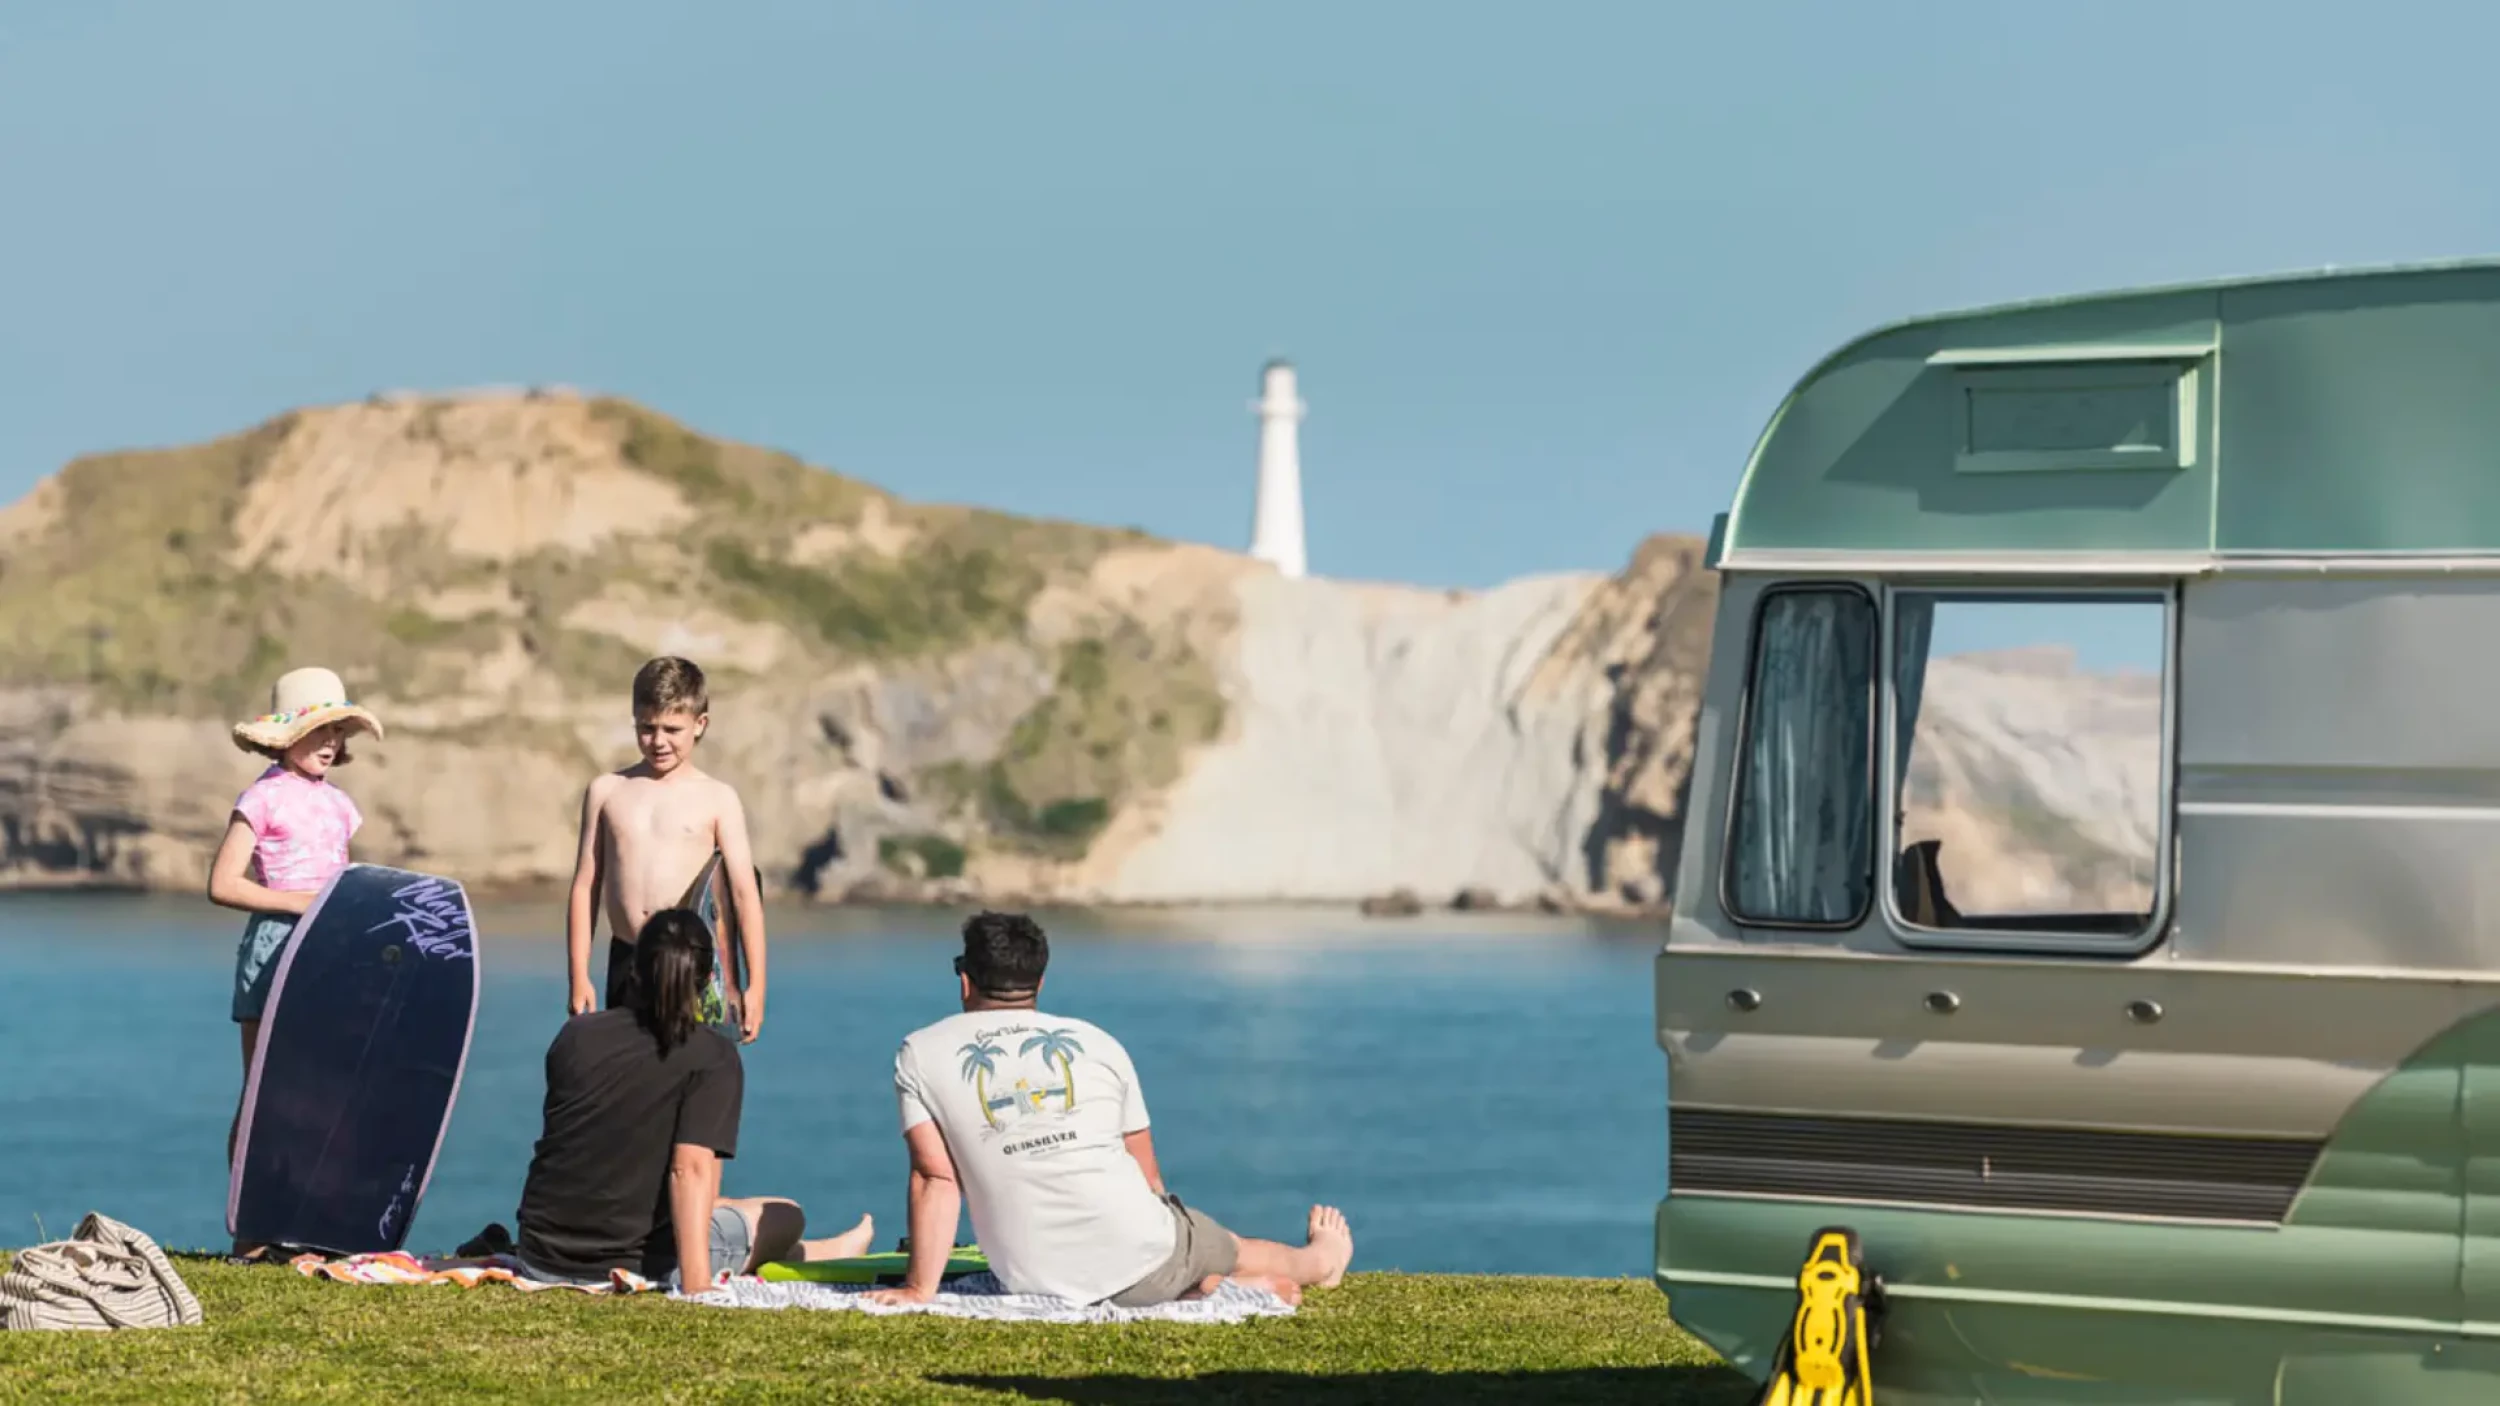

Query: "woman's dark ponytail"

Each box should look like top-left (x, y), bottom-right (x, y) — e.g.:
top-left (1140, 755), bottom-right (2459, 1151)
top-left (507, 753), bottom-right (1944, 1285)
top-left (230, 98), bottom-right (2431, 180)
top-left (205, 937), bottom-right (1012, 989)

top-left (629, 908), bottom-right (715, 1056)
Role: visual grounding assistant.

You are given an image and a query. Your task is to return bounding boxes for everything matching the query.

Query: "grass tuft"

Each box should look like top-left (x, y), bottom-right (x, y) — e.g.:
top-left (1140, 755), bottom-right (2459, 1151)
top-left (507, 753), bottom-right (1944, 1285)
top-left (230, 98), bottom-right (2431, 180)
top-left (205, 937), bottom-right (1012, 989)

top-left (879, 832), bottom-right (969, 880)
top-left (965, 625), bottom-right (1226, 859)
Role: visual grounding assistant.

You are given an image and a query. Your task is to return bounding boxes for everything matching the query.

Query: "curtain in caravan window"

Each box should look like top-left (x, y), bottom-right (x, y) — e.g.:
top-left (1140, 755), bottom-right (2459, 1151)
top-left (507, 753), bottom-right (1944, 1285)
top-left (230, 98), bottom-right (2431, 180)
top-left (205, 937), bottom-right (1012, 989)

top-left (1728, 589), bottom-right (1875, 925)
top-left (1891, 594), bottom-right (1935, 788)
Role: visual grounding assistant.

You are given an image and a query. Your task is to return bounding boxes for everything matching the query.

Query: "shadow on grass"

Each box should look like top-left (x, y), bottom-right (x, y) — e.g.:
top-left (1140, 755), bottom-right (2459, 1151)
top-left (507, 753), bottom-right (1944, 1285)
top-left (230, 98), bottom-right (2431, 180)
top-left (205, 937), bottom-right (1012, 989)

top-left (934, 1365), bottom-right (1757, 1404)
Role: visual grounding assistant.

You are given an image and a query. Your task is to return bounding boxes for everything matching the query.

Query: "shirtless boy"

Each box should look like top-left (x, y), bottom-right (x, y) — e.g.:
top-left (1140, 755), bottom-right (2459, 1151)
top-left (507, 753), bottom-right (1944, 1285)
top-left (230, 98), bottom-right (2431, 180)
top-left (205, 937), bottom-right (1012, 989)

top-left (565, 657), bottom-right (769, 1044)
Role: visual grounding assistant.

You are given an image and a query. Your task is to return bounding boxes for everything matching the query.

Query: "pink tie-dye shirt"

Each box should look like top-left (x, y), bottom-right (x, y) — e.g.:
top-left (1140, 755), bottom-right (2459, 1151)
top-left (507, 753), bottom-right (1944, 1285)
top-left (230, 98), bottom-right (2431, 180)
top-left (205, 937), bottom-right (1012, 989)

top-left (233, 765), bottom-right (362, 894)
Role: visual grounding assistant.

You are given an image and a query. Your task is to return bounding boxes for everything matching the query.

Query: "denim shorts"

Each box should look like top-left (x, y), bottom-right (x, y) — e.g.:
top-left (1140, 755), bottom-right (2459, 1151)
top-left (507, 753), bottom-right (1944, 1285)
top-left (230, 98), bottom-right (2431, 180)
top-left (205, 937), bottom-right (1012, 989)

top-left (231, 912), bottom-right (299, 1023)
top-left (516, 1205), bottom-right (756, 1290)
top-left (696, 1202), bottom-right (755, 1286)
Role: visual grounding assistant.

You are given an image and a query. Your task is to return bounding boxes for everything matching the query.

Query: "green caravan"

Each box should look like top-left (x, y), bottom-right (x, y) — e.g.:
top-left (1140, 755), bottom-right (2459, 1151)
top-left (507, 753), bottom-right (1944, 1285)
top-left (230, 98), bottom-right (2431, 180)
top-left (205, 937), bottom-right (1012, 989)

top-left (1656, 260), bottom-right (2500, 1404)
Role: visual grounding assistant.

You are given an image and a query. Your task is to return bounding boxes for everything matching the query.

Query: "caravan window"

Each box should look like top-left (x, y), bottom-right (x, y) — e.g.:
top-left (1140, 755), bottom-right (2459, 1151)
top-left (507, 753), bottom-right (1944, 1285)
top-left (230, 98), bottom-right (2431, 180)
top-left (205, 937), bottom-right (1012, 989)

top-left (1723, 585), bottom-right (1877, 927)
top-left (1887, 592), bottom-right (2168, 945)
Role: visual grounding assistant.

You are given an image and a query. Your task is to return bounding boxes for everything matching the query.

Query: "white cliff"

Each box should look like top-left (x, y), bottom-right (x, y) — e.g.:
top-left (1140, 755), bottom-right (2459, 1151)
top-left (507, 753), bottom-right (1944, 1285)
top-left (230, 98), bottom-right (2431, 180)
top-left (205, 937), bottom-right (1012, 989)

top-left (1101, 570), bottom-right (1610, 904)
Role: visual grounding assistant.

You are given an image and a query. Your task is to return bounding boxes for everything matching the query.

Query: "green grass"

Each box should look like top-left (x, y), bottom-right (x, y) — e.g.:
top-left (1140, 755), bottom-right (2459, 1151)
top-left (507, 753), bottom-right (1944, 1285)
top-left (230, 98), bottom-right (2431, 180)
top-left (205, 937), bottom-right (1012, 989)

top-left (0, 1262), bottom-right (1747, 1404)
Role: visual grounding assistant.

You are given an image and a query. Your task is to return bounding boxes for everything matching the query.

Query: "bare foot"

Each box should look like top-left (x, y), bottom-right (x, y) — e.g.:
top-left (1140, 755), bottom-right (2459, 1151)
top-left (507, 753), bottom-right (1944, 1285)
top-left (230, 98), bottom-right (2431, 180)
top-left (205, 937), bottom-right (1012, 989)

top-left (799, 1213), bottom-right (877, 1262)
top-left (1306, 1205), bottom-right (1353, 1289)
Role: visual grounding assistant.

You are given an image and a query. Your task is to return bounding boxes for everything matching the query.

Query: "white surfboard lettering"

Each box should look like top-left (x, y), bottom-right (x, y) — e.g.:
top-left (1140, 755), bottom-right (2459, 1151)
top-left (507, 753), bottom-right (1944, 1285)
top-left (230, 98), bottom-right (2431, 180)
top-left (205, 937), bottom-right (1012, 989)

top-left (377, 1164), bottom-right (416, 1240)
top-left (367, 875), bottom-right (475, 961)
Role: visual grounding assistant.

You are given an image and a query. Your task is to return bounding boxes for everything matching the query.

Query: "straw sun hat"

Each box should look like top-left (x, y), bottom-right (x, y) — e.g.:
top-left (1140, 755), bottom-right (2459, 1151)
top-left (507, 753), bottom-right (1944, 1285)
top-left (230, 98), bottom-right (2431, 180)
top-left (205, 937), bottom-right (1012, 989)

top-left (230, 666), bottom-right (385, 756)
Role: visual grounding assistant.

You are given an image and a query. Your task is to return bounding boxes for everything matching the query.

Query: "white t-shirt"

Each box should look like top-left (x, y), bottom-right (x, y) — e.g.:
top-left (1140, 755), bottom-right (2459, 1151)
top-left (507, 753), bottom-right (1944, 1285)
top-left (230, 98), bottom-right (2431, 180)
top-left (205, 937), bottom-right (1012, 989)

top-left (894, 1008), bottom-right (1175, 1303)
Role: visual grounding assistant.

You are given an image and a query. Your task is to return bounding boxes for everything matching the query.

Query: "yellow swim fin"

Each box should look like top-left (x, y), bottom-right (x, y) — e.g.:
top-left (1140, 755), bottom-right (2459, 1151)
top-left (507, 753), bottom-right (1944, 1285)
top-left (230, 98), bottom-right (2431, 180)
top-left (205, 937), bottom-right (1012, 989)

top-left (1755, 1226), bottom-right (1881, 1406)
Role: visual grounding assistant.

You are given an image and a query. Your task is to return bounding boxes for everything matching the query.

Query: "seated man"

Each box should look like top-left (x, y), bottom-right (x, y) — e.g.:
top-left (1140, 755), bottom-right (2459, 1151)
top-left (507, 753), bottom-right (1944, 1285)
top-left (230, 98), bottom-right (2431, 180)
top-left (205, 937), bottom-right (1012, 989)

top-left (868, 910), bottom-right (1354, 1308)
top-left (513, 908), bottom-right (874, 1288)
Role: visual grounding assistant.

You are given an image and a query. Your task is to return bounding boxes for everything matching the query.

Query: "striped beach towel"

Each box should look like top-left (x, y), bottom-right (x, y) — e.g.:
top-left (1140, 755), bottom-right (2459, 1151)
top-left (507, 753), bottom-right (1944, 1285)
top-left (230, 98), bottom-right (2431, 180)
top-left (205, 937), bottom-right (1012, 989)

top-left (291, 1253), bottom-right (1295, 1322)
top-left (684, 1272), bottom-right (1297, 1324)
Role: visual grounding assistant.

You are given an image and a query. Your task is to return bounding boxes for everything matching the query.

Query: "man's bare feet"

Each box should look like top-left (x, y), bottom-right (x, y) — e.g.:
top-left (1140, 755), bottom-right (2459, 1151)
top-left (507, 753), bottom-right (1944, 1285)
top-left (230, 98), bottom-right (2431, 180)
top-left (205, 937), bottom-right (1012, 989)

top-left (1307, 1205), bottom-right (1354, 1289)
top-left (799, 1213), bottom-right (877, 1262)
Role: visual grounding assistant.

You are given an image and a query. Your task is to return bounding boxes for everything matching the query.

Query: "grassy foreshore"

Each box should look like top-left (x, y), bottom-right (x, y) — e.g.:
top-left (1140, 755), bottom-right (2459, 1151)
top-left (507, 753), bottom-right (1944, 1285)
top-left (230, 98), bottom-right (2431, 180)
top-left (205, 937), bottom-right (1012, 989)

top-left (0, 1259), bottom-right (1748, 1403)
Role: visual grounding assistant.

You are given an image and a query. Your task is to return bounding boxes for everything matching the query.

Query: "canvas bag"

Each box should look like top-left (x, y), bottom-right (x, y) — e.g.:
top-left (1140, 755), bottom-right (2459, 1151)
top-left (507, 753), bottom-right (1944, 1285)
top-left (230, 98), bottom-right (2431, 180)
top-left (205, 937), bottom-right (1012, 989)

top-left (0, 1212), bottom-right (203, 1332)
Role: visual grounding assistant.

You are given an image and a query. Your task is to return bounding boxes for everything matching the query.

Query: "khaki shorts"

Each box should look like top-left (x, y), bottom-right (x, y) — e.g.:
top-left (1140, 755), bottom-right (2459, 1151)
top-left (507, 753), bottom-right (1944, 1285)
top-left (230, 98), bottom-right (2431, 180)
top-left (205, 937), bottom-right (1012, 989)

top-left (1108, 1193), bottom-right (1240, 1307)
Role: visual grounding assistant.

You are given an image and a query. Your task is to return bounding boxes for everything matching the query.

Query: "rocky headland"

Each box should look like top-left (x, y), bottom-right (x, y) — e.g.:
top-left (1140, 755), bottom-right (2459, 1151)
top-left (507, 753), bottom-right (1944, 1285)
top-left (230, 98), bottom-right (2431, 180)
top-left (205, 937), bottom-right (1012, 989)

top-left (0, 390), bottom-right (2143, 916)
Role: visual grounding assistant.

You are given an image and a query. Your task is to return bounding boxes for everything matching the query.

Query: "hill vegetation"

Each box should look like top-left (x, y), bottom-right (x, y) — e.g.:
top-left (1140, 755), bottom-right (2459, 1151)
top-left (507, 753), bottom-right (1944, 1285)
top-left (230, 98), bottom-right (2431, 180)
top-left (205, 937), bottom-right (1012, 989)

top-left (0, 396), bottom-right (1161, 702)
top-left (0, 391), bottom-right (1227, 896)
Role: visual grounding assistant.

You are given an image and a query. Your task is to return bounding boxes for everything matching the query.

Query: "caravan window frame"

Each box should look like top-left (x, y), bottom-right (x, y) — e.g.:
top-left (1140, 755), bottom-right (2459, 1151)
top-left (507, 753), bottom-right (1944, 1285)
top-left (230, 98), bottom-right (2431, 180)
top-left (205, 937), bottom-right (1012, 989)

top-left (1715, 579), bottom-right (1881, 932)
top-left (1877, 581), bottom-right (2180, 956)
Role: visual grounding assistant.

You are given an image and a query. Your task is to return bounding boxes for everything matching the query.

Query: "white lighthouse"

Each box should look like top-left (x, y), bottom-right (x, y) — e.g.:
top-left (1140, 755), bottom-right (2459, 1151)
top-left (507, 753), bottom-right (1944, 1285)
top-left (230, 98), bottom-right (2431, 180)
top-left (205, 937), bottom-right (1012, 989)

top-left (1248, 358), bottom-right (1308, 578)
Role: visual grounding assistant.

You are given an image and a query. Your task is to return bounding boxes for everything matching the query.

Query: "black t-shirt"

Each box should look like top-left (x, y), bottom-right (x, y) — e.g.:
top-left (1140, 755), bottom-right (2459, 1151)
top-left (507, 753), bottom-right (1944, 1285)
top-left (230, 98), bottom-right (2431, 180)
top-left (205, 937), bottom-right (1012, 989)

top-left (514, 1009), bottom-right (744, 1280)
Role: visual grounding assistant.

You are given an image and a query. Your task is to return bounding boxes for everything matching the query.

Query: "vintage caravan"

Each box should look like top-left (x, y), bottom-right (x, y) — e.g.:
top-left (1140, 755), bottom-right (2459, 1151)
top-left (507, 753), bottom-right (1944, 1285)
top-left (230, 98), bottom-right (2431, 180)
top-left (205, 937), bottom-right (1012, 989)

top-left (1657, 260), bottom-right (2500, 1404)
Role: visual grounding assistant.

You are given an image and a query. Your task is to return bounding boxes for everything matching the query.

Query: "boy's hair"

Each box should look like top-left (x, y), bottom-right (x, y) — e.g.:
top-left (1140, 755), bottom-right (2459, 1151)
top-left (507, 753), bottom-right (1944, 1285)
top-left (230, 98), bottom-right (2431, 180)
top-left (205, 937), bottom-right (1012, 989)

top-left (957, 910), bottom-right (1049, 997)
top-left (629, 907), bottom-right (717, 1056)
top-left (633, 656), bottom-right (708, 719)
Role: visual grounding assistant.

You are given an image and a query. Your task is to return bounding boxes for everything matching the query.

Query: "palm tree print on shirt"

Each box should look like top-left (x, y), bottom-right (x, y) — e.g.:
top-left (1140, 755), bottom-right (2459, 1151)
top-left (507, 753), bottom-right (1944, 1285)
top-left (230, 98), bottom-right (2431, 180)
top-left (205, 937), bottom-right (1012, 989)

top-left (959, 1038), bottom-right (1008, 1129)
top-left (1019, 1028), bottom-right (1084, 1112)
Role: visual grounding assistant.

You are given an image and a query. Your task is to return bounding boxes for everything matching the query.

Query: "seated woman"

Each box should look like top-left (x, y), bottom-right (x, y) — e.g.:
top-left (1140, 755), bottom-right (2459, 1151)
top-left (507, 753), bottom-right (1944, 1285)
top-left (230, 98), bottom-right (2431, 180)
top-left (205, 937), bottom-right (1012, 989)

top-left (513, 907), bottom-right (873, 1288)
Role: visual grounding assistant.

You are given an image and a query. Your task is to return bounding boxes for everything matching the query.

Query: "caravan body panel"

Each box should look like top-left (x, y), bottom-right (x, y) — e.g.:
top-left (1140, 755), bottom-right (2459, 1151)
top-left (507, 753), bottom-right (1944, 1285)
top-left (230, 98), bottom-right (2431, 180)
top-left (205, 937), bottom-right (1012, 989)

top-left (1660, 260), bottom-right (2500, 1402)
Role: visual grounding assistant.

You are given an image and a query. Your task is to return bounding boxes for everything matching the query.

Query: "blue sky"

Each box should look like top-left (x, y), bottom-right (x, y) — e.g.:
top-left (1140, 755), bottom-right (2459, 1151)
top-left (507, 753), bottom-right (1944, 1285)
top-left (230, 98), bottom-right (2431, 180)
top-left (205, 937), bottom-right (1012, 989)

top-left (6, 1), bottom-right (2499, 590)
top-left (1924, 599), bottom-right (2162, 677)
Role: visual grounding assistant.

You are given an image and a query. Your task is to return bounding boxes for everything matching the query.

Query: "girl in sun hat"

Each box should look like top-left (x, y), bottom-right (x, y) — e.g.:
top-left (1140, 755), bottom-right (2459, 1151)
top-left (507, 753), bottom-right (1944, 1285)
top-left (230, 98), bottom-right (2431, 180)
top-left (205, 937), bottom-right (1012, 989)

top-left (206, 666), bottom-right (384, 1219)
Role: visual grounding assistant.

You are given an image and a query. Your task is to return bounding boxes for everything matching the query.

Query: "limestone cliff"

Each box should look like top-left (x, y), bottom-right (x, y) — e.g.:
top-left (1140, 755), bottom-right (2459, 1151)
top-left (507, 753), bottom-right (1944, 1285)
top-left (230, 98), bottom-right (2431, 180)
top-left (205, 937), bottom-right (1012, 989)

top-left (0, 391), bottom-right (2132, 912)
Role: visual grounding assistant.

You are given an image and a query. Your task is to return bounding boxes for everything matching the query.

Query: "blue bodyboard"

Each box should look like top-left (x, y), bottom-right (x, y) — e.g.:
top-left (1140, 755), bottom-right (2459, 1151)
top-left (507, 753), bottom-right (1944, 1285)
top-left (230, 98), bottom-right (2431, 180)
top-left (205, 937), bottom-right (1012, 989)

top-left (227, 863), bottom-right (481, 1255)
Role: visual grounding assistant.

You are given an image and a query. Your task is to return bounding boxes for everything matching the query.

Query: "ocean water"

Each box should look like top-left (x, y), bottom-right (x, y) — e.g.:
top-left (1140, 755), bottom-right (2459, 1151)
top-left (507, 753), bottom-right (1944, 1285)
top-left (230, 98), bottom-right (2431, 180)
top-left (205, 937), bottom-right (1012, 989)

top-left (0, 894), bottom-right (1668, 1278)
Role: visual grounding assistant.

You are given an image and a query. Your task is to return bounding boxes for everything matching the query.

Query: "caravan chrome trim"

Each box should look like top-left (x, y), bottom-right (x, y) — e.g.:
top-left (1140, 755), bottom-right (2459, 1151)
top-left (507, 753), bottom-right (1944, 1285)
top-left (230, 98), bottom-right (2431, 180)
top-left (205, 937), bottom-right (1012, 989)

top-left (1658, 1266), bottom-right (2483, 1339)
top-left (1926, 341), bottom-right (2219, 367)
top-left (1715, 548), bottom-right (2214, 576)
top-left (2179, 800), bottom-right (2500, 823)
top-left (1717, 548), bottom-right (2500, 578)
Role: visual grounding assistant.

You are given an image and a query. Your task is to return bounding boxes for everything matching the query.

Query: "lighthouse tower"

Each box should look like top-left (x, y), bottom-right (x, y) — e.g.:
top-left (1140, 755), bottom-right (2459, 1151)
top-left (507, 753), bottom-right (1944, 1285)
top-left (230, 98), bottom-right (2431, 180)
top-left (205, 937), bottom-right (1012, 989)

top-left (1248, 359), bottom-right (1308, 578)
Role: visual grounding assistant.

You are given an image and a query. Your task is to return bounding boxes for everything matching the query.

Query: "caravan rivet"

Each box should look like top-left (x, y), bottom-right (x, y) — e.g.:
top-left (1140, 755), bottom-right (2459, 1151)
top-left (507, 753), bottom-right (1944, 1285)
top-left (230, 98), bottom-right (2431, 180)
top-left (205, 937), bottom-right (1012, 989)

top-left (1923, 990), bottom-right (1960, 1015)
top-left (2126, 1000), bottom-right (2164, 1024)
top-left (1726, 988), bottom-right (1763, 1013)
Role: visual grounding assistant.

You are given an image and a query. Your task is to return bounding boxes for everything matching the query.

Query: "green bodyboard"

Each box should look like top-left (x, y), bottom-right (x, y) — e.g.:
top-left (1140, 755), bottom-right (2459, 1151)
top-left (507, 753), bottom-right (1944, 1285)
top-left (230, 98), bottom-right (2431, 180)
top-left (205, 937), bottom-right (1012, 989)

top-left (756, 1247), bottom-right (989, 1286)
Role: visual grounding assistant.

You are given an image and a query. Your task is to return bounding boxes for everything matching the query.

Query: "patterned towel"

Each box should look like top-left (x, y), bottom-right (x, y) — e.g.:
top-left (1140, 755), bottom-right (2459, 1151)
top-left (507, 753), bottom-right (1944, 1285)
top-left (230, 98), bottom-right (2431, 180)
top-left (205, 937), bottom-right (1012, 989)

top-left (681, 1271), bottom-right (1296, 1323)
top-left (289, 1250), bottom-right (660, 1294)
top-left (290, 1254), bottom-right (1293, 1322)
